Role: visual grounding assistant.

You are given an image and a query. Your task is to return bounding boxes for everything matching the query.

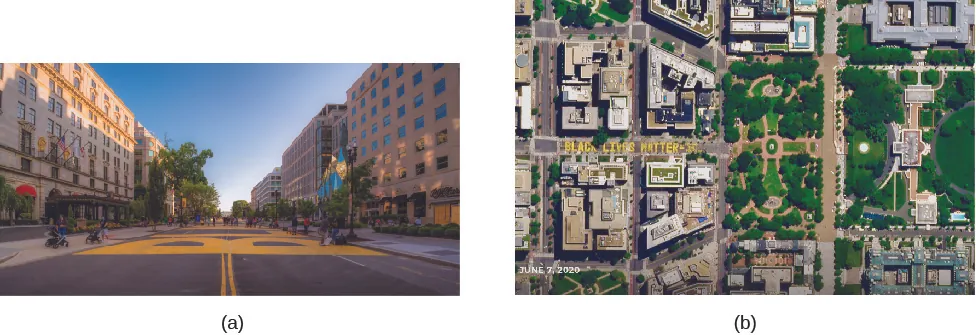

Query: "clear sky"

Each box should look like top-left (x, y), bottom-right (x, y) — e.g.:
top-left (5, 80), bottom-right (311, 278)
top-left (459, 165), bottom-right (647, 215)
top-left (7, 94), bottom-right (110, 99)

top-left (91, 63), bottom-right (370, 211)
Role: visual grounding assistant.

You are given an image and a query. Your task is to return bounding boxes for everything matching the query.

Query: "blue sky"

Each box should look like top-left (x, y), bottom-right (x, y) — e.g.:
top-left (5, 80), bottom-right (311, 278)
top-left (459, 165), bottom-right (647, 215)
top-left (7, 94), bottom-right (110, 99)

top-left (91, 63), bottom-right (369, 211)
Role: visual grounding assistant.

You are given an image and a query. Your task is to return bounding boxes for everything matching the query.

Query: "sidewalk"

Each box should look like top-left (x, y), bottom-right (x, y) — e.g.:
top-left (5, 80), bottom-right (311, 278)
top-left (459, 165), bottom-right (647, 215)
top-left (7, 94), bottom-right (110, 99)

top-left (0, 225), bottom-right (179, 268)
top-left (349, 228), bottom-right (460, 267)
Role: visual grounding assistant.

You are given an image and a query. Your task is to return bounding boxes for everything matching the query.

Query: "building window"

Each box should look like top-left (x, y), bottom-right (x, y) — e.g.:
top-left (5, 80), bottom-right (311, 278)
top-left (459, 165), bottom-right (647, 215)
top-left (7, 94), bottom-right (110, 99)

top-left (371, 106), bottom-right (377, 116)
top-left (414, 93), bottom-right (424, 108)
top-left (74, 64), bottom-right (81, 71)
top-left (414, 116), bottom-right (425, 130)
top-left (398, 167), bottom-right (407, 179)
top-left (21, 158), bottom-right (31, 172)
top-left (90, 178), bottom-right (95, 188)
top-left (371, 88), bottom-right (377, 99)
top-left (47, 119), bottom-right (54, 133)
top-left (49, 79), bottom-right (56, 93)
top-left (28, 108), bottom-right (36, 124)
top-left (396, 65), bottom-right (404, 78)
top-left (352, 91), bottom-right (357, 100)
top-left (73, 77), bottom-right (80, 89)
top-left (435, 103), bottom-right (448, 120)
top-left (397, 105), bottom-right (406, 118)
top-left (371, 123), bottom-right (378, 134)
top-left (351, 121), bottom-right (357, 130)
top-left (382, 63), bottom-right (389, 71)
top-left (51, 167), bottom-right (59, 179)
top-left (30, 65), bottom-right (38, 78)
top-left (382, 77), bottom-right (389, 89)
top-left (371, 140), bottom-right (378, 151)
top-left (433, 63), bottom-right (444, 71)
top-left (383, 115), bottom-right (391, 127)
top-left (382, 96), bottom-right (390, 108)
top-left (54, 63), bottom-right (61, 72)
top-left (352, 107), bottom-right (356, 116)
top-left (383, 153), bottom-right (391, 164)
top-left (415, 162), bottom-right (425, 175)
top-left (55, 124), bottom-right (61, 136)
top-left (49, 96), bottom-right (55, 111)
top-left (398, 146), bottom-right (406, 158)
top-left (396, 84), bottom-right (404, 98)
top-left (437, 129), bottom-right (448, 145)
top-left (360, 81), bottom-right (365, 92)
top-left (434, 78), bottom-right (447, 96)
top-left (383, 134), bottom-right (391, 146)
top-left (370, 71), bottom-right (376, 82)
top-left (361, 130), bottom-right (366, 140)
top-left (398, 126), bottom-right (406, 138)
top-left (415, 138), bottom-right (425, 152)
top-left (413, 71), bottom-right (423, 86)
top-left (55, 102), bottom-right (63, 117)
top-left (18, 77), bottom-right (27, 94)
top-left (18, 103), bottom-right (26, 119)
top-left (383, 172), bottom-right (391, 183)
top-left (360, 98), bottom-right (365, 108)
top-left (361, 114), bottom-right (366, 124)
top-left (29, 84), bottom-right (37, 101)
top-left (437, 156), bottom-right (449, 170)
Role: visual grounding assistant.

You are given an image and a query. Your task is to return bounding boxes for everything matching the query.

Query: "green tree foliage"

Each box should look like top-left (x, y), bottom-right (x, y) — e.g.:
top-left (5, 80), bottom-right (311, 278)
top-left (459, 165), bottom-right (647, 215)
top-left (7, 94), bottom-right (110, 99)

top-left (592, 127), bottom-right (609, 147)
top-left (232, 200), bottom-right (250, 218)
top-left (608, 0), bottom-right (634, 14)
top-left (723, 214), bottom-right (741, 230)
top-left (146, 159), bottom-right (167, 222)
top-left (181, 180), bottom-right (219, 218)
top-left (924, 49), bottom-right (975, 66)
top-left (323, 159), bottom-right (378, 227)
top-left (725, 187), bottom-right (751, 212)
top-left (936, 72), bottom-right (975, 110)
top-left (661, 42), bottom-right (675, 53)
top-left (129, 197), bottom-right (147, 219)
top-left (297, 199), bottom-right (316, 219)
top-left (559, 2), bottom-right (596, 29)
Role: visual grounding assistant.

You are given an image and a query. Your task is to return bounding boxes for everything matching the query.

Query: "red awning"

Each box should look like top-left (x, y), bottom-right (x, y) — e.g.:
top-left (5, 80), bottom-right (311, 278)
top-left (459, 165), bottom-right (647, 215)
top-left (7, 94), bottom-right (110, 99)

top-left (15, 185), bottom-right (37, 197)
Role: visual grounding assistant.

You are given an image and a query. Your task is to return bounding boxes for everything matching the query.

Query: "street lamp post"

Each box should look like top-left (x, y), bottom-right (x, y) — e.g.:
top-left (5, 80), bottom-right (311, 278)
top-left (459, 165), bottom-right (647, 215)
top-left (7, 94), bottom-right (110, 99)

top-left (347, 139), bottom-right (358, 239)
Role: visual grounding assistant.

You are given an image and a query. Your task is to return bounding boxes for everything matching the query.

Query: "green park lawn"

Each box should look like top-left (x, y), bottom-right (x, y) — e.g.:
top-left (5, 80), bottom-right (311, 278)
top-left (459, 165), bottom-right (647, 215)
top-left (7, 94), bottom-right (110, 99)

top-left (596, 2), bottom-right (630, 23)
top-left (749, 121), bottom-right (766, 139)
top-left (550, 276), bottom-right (579, 295)
top-left (899, 70), bottom-right (918, 85)
top-left (783, 141), bottom-right (806, 153)
top-left (849, 130), bottom-right (887, 167)
top-left (917, 157), bottom-right (936, 193)
top-left (742, 141), bottom-right (762, 153)
top-left (766, 110), bottom-right (779, 134)
top-left (752, 78), bottom-right (772, 97)
top-left (870, 173), bottom-right (907, 211)
top-left (919, 109), bottom-right (935, 127)
top-left (766, 138), bottom-right (779, 155)
top-left (764, 158), bottom-right (786, 196)
top-left (935, 106), bottom-right (975, 191)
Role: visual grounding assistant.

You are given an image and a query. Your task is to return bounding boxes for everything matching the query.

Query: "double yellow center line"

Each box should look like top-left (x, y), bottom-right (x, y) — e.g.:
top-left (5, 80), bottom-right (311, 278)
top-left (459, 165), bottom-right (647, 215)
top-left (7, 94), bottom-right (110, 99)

top-left (221, 253), bottom-right (238, 296)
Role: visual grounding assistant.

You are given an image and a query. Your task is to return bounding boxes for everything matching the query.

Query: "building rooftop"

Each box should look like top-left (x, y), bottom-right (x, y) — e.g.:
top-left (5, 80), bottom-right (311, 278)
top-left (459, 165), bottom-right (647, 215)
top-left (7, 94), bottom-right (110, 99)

top-left (915, 191), bottom-right (938, 225)
top-left (905, 85), bottom-right (935, 103)
top-left (892, 129), bottom-right (926, 167)
top-left (607, 96), bottom-right (631, 131)
top-left (588, 187), bottom-right (630, 230)
top-left (563, 195), bottom-right (590, 250)
top-left (562, 85), bottom-right (592, 103)
top-left (600, 68), bottom-right (627, 95)
top-left (864, 0), bottom-right (976, 48)
top-left (647, 214), bottom-right (686, 249)
top-left (866, 246), bottom-right (970, 294)
top-left (751, 266), bottom-right (793, 294)
top-left (563, 162), bottom-right (629, 186)
top-left (687, 164), bottom-right (715, 185)
top-left (646, 191), bottom-right (671, 219)
top-left (515, 40), bottom-right (531, 84)
top-left (645, 155), bottom-right (686, 188)
top-left (515, 0), bottom-right (532, 16)
top-left (646, 43), bottom-right (715, 116)
top-left (647, 0), bottom-right (716, 39)
top-left (561, 106), bottom-right (600, 131)
top-left (789, 16), bottom-right (815, 51)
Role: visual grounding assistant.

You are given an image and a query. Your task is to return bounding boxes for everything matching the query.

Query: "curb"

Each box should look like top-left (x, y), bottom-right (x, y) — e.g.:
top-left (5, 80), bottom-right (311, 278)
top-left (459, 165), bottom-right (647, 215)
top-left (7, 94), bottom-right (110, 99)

top-left (0, 251), bottom-right (20, 265)
top-left (351, 242), bottom-right (460, 269)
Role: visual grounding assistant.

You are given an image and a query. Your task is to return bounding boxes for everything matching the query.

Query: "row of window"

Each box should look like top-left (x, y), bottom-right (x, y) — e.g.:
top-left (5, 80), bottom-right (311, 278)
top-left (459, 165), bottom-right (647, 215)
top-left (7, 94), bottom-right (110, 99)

top-left (18, 157), bottom-right (130, 195)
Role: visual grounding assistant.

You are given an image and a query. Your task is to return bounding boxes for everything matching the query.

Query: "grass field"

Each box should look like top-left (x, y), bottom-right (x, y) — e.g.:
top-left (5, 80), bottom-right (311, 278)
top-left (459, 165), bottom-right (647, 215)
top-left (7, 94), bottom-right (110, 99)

top-left (849, 129), bottom-right (887, 167)
top-left (752, 78), bottom-right (772, 97)
top-left (783, 141), bottom-right (807, 153)
top-left (764, 158), bottom-right (786, 196)
top-left (871, 173), bottom-right (907, 210)
top-left (917, 157), bottom-right (936, 192)
top-left (596, 2), bottom-right (630, 23)
top-left (550, 276), bottom-right (579, 295)
top-left (935, 106), bottom-right (975, 191)
top-left (766, 138), bottom-right (779, 155)
top-left (899, 70), bottom-right (918, 85)
top-left (919, 109), bottom-right (934, 127)
top-left (742, 141), bottom-right (762, 153)
top-left (766, 110), bottom-right (779, 134)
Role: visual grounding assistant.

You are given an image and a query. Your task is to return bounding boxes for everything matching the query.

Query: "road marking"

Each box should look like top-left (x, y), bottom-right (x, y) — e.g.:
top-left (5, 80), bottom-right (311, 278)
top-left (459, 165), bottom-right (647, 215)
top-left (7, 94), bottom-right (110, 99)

top-left (221, 253), bottom-right (227, 296)
top-left (398, 266), bottom-right (423, 275)
top-left (227, 253), bottom-right (238, 296)
top-left (335, 255), bottom-right (365, 267)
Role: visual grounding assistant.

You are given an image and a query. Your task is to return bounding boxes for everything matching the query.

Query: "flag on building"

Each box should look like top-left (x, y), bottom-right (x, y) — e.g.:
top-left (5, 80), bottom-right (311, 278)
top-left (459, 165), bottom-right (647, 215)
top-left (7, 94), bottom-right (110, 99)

top-left (58, 136), bottom-right (69, 156)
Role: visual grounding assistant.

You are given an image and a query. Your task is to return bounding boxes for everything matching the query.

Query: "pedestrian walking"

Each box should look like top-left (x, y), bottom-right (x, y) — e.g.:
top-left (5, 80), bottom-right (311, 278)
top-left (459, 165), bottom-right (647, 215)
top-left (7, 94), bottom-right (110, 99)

top-left (99, 216), bottom-right (109, 240)
top-left (415, 217), bottom-right (422, 227)
top-left (303, 217), bottom-right (310, 235)
top-left (291, 216), bottom-right (299, 235)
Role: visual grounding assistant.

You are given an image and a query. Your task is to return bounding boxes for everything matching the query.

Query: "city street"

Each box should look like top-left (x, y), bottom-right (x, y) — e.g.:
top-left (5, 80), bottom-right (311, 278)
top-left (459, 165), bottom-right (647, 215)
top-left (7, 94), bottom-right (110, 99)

top-left (0, 226), bottom-right (459, 295)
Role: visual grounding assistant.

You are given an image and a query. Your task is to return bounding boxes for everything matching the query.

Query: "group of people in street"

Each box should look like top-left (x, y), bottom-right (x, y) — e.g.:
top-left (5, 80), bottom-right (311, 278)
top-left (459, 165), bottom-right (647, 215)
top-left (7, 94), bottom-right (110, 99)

top-left (50, 215), bottom-right (110, 241)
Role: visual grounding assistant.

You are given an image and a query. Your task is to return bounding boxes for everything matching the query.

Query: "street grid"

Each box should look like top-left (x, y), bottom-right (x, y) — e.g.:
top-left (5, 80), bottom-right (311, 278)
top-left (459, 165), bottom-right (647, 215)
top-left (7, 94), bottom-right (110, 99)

top-left (515, 1), bottom-right (975, 295)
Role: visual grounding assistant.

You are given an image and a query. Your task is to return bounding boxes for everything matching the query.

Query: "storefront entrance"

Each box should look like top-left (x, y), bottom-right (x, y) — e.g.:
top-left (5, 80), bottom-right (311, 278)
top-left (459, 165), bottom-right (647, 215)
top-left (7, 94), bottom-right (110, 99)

top-left (432, 203), bottom-right (459, 225)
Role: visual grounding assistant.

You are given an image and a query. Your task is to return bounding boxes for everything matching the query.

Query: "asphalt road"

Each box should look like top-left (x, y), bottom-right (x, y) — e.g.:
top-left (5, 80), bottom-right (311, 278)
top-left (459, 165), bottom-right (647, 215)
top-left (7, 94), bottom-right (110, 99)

top-left (0, 227), bottom-right (459, 296)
